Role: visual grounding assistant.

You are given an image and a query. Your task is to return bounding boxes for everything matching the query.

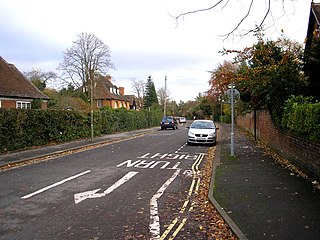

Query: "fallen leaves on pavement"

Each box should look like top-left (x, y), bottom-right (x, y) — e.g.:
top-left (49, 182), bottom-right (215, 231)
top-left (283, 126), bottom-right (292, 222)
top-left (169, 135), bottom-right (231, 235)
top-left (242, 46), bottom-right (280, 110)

top-left (191, 146), bottom-right (238, 240)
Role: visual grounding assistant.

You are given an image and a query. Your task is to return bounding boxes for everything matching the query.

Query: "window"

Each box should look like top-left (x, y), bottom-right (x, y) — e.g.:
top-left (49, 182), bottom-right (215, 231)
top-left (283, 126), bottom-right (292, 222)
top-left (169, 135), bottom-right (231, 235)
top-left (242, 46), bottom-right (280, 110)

top-left (0, 100), bottom-right (1, 108)
top-left (97, 100), bottom-right (102, 108)
top-left (16, 101), bottom-right (31, 109)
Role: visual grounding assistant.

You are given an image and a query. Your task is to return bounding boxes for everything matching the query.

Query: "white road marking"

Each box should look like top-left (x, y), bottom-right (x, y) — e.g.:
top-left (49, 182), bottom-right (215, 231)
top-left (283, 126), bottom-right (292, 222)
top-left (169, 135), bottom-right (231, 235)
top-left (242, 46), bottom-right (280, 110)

top-left (74, 171), bottom-right (138, 204)
top-left (149, 169), bottom-right (181, 240)
top-left (21, 170), bottom-right (91, 200)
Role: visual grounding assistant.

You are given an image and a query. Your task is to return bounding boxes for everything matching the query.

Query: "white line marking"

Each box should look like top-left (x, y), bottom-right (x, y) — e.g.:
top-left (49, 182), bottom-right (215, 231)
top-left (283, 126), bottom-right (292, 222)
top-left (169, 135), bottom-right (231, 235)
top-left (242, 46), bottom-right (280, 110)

top-left (21, 170), bottom-right (91, 200)
top-left (149, 169), bottom-right (180, 240)
top-left (74, 171), bottom-right (138, 204)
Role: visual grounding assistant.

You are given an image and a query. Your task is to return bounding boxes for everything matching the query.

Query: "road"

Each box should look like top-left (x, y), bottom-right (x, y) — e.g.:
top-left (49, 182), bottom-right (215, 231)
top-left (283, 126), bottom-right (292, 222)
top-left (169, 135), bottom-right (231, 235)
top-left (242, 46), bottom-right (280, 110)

top-left (0, 123), bottom-right (212, 240)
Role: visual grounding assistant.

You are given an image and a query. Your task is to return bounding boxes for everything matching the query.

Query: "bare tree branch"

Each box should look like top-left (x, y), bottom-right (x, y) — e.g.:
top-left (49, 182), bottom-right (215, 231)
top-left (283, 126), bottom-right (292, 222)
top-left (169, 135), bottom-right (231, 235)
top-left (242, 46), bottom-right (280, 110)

top-left (174, 0), bottom-right (225, 22)
top-left (174, 0), bottom-right (285, 39)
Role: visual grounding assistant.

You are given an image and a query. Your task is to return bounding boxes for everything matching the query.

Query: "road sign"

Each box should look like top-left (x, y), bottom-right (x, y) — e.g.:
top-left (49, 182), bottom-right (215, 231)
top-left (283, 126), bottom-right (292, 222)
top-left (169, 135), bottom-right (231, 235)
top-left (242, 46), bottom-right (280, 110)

top-left (224, 88), bottom-right (240, 103)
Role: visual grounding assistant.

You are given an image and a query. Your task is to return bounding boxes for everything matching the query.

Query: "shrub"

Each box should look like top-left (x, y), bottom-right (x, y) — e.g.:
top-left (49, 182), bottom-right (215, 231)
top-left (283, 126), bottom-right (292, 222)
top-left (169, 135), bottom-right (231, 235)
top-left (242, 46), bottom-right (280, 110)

top-left (281, 95), bottom-right (320, 143)
top-left (0, 108), bottom-right (162, 153)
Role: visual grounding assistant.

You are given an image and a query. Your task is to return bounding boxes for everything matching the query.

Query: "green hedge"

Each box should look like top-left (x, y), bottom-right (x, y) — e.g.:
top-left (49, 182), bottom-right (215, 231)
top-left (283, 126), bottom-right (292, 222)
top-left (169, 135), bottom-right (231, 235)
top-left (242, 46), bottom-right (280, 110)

top-left (281, 96), bottom-right (320, 143)
top-left (220, 115), bottom-right (231, 123)
top-left (0, 108), bottom-right (162, 153)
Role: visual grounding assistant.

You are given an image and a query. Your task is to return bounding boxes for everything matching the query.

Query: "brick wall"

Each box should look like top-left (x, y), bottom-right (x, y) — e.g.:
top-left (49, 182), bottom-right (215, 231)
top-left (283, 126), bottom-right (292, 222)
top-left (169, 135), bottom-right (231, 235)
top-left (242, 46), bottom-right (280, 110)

top-left (237, 109), bottom-right (320, 181)
top-left (0, 99), bottom-right (48, 109)
top-left (1, 100), bottom-right (16, 108)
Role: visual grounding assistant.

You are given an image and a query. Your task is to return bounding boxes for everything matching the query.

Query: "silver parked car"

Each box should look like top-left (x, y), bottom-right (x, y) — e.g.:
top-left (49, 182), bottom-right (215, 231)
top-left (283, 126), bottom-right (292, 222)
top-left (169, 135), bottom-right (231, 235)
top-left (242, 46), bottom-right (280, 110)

top-left (179, 117), bottom-right (187, 123)
top-left (187, 120), bottom-right (218, 146)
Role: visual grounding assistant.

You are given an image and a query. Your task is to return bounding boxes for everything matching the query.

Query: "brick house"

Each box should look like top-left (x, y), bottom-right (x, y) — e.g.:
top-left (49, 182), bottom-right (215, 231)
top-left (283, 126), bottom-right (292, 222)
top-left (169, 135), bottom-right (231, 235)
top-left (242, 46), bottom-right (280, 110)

top-left (304, 1), bottom-right (320, 99)
top-left (305, 2), bottom-right (320, 49)
top-left (125, 95), bottom-right (138, 110)
top-left (89, 75), bottom-right (131, 110)
top-left (0, 56), bottom-right (49, 109)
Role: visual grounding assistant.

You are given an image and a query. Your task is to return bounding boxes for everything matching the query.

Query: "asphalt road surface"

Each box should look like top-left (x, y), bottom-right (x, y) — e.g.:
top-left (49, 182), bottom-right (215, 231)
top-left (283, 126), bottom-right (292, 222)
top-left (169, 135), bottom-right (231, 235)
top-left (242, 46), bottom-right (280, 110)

top-left (0, 124), bottom-right (212, 240)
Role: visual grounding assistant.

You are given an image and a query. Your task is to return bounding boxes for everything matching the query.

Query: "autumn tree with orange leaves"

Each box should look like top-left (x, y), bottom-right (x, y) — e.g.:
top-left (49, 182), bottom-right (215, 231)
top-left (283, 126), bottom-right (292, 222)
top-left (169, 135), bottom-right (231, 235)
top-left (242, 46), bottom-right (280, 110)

top-left (209, 36), bottom-right (307, 123)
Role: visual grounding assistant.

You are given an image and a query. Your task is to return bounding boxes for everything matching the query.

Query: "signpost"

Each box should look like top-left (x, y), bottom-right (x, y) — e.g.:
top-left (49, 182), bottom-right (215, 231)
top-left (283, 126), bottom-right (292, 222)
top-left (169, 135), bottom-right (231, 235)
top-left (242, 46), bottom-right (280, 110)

top-left (226, 83), bottom-right (240, 157)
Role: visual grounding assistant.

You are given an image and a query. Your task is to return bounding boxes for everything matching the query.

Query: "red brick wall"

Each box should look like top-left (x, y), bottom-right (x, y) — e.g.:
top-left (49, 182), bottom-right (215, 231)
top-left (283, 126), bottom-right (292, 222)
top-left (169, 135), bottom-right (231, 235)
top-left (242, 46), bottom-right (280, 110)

top-left (1, 100), bottom-right (17, 108)
top-left (1, 99), bottom-right (48, 109)
top-left (237, 109), bottom-right (320, 181)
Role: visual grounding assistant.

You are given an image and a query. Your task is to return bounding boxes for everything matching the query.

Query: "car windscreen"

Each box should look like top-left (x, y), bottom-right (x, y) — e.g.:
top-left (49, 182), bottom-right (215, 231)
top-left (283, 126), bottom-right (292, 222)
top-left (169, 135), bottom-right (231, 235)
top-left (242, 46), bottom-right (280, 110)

top-left (191, 121), bottom-right (215, 129)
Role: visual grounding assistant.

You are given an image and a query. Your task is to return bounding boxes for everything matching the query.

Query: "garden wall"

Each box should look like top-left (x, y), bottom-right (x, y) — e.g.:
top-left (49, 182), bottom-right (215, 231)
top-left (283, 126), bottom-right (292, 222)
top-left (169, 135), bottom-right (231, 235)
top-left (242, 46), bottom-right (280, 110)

top-left (237, 109), bottom-right (320, 181)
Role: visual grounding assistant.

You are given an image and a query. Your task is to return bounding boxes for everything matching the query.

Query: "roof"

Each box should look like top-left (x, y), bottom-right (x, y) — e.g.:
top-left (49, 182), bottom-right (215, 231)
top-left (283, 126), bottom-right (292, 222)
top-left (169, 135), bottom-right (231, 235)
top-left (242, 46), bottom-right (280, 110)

top-left (305, 2), bottom-right (320, 49)
top-left (312, 2), bottom-right (320, 25)
top-left (0, 56), bottom-right (49, 99)
top-left (93, 75), bottom-right (130, 102)
top-left (124, 95), bottom-right (136, 105)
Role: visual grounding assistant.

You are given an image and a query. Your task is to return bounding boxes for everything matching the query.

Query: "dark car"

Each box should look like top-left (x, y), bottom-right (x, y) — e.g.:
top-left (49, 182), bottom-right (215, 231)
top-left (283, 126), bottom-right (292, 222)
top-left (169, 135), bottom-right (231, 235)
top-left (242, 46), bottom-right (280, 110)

top-left (160, 116), bottom-right (178, 130)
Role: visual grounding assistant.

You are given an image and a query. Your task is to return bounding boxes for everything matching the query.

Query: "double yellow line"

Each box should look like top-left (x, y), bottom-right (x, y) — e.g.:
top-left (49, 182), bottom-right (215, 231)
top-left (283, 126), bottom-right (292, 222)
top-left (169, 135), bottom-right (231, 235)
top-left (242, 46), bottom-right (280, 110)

top-left (160, 153), bottom-right (205, 240)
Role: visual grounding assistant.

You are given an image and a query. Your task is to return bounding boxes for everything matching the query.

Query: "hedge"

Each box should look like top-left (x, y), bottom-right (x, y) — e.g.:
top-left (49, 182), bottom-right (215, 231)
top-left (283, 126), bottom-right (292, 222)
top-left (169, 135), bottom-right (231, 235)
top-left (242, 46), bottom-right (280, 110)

top-left (0, 108), bottom-right (162, 153)
top-left (281, 96), bottom-right (320, 143)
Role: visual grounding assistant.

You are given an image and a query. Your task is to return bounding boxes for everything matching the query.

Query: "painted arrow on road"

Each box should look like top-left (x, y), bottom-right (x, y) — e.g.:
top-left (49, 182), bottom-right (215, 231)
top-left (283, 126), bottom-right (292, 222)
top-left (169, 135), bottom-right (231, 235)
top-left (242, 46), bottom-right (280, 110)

top-left (74, 171), bottom-right (138, 204)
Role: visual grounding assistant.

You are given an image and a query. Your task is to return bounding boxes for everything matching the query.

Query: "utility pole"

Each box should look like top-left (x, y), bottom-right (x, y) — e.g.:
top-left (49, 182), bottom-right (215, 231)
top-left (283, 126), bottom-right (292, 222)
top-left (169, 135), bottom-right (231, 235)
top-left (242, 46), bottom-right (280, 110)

top-left (164, 76), bottom-right (167, 116)
top-left (89, 69), bottom-right (94, 143)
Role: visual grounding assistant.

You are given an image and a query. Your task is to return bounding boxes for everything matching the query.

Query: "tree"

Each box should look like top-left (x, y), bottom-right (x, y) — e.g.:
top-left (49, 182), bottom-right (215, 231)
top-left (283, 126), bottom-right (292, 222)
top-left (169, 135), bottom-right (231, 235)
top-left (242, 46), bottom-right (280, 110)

top-left (165, 100), bottom-right (179, 116)
top-left (143, 76), bottom-right (159, 109)
top-left (174, 1), bottom-right (296, 39)
top-left (157, 86), bottom-right (170, 112)
top-left (207, 60), bottom-right (239, 99)
top-left (177, 100), bottom-right (186, 117)
top-left (131, 79), bottom-right (145, 109)
top-left (225, 36), bottom-right (306, 123)
top-left (59, 32), bottom-right (114, 88)
top-left (24, 68), bottom-right (57, 92)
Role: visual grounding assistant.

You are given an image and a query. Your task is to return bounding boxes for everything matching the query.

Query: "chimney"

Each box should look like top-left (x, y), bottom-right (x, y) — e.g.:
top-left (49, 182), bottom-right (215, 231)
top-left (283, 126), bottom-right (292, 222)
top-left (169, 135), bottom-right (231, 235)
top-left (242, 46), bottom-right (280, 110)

top-left (119, 87), bottom-right (125, 96)
top-left (106, 75), bottom-right (112, 81)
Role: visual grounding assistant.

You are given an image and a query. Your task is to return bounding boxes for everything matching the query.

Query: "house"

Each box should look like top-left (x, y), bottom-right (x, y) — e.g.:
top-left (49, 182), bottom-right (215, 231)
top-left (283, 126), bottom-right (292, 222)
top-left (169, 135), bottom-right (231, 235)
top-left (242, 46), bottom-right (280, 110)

top-left (90, 75), bottom-right (131, 110)
top-left (304, 1), bottom-right (320, 99)
top-left (305, 1), bottom-right (320, 49)
top-left (124, 95), bottom-right (138, 110)
top-left (0, 56), bottom-right (49, 109)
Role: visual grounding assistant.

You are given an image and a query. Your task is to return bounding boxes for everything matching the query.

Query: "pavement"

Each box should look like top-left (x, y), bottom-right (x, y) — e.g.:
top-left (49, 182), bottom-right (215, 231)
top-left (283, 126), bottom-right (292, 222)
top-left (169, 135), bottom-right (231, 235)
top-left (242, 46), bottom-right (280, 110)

top-left (1, 123), bottom-right (320, 240)
top-left (210, 123), bottom-right (320, 240)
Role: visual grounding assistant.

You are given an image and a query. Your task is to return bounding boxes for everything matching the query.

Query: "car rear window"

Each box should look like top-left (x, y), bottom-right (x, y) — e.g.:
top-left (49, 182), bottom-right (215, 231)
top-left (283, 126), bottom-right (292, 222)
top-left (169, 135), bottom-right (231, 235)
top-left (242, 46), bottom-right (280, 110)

top-left (162, 117), bottom-right (173, 122)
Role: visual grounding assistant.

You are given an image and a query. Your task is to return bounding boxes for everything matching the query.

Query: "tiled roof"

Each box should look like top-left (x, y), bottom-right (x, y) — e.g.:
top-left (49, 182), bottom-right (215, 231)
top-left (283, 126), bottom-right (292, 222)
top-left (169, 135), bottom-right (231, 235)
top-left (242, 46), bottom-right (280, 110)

top-left (0, 56), bottom-right (49, 99)
top-left (93, 75), bottom-right (130, 102)
top-left (312, 2), bottom-right (320, 24)
top-left (125, 95), bottom-right (136, 105)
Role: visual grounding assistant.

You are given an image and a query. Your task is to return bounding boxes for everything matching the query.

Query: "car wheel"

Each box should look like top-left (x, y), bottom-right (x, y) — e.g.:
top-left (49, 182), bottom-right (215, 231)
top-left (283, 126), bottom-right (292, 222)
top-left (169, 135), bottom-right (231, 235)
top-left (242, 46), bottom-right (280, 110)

top-left (187, 141), bottom-right (192, 146)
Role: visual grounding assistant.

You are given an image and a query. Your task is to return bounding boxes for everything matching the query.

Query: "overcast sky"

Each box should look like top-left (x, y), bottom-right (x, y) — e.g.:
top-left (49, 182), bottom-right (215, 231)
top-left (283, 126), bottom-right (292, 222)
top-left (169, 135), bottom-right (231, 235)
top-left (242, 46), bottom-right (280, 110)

top-left (0, 0), bottom-right (312, 102)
